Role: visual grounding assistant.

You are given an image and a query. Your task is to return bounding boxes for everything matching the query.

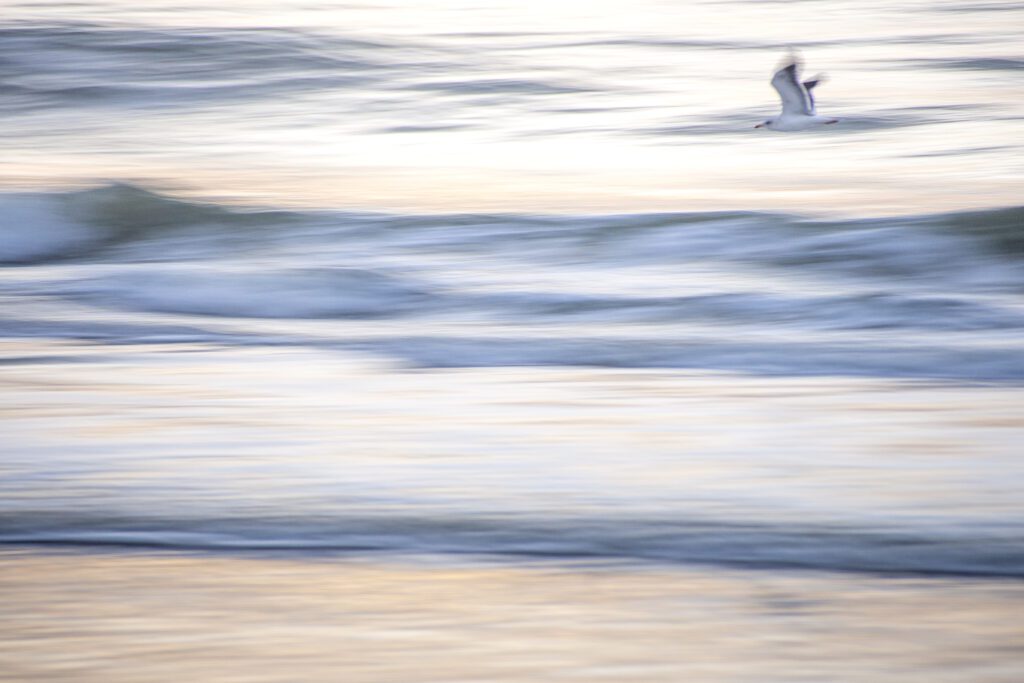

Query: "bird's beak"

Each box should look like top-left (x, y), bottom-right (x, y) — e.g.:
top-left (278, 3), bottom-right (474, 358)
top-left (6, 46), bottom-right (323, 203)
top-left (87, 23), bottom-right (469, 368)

top-left (754, 123), bottom-right (764, 128)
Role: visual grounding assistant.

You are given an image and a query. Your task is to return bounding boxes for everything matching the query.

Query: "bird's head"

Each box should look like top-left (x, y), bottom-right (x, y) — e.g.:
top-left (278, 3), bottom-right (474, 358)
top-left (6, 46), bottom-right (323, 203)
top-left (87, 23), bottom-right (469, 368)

top-left (755, 119), bottom-right (772, 129)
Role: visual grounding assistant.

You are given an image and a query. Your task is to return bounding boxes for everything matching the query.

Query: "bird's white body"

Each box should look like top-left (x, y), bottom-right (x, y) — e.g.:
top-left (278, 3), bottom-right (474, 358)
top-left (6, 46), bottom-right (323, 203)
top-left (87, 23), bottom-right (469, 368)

top-left (763, 114), bottom-right (838, 131)
top-left (756, 57), bottom-right (838, 131)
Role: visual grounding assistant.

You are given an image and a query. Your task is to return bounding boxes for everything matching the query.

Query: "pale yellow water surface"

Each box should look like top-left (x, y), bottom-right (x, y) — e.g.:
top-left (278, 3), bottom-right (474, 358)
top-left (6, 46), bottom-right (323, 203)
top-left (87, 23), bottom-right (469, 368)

top-left (2, 549), bottom-right (1023, 683)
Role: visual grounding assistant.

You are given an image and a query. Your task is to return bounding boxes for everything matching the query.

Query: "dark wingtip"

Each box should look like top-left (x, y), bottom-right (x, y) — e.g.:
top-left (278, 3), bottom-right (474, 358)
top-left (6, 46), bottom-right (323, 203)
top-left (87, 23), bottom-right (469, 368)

top-left (773, 51), bottom-right (804, 81)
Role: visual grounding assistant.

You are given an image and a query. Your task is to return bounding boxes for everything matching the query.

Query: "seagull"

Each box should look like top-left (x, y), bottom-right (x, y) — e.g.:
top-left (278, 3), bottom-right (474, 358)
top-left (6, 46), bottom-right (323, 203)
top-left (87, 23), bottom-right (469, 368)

top-left (756, 56), bottom-right (838, 131)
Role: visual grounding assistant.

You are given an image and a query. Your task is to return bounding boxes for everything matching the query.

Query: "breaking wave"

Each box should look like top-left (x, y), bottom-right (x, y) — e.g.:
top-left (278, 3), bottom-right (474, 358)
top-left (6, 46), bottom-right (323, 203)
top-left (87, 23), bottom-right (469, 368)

top-left (2, 185), bottom-right (1022, 380)
top-left (2, 184), bottom-right (1022, 270)
top-left (0, 184), bottom-right (296, 263)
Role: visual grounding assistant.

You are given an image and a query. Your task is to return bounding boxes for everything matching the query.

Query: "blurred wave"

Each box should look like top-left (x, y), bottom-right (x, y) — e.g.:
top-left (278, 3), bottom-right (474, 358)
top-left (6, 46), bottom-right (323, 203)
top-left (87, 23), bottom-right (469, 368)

top-left (0, 184), bottom-right (297, 262)
top-left (2, 185), bottom-right (1022, 380)
top-left (0, 23), bottom-right (406, 110)
top-left (3, 183), bottom-right (1021, 270)
top-left (913, 57), bottom-right (1024, 71)
top-left (2, 510), bottom-right (1021, 578)
top-left (64, 267), bottom-right (433, 318)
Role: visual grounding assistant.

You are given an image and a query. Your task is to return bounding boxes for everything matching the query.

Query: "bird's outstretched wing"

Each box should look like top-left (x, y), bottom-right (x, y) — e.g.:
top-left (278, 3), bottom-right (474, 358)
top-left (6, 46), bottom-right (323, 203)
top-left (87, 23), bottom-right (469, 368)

top-left (801, 75), bottom-right (826, 115)
top-left (771, 62), bottom-right (813, 116)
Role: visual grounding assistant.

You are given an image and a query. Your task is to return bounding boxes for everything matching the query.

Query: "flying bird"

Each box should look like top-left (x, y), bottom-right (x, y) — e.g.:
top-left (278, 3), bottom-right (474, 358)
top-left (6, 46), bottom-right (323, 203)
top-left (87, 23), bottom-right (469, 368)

top-left (756, 56), bottom-right (838, 131)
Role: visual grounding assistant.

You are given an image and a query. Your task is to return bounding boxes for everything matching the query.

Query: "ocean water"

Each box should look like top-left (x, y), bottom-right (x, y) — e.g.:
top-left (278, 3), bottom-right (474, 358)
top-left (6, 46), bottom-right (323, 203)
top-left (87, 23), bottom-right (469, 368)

top-left (2, 1), bottom-right (1024, 681)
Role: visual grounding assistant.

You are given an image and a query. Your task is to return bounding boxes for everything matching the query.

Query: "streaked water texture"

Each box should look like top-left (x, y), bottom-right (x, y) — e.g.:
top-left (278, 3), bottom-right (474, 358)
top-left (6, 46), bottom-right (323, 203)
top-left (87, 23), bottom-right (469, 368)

top-left (2, 184), bottom-right (1023, 381)
top-left (2, 0), bottom-right (1023, 212)
top-left (2, 1), bottom-right (1023, 682)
